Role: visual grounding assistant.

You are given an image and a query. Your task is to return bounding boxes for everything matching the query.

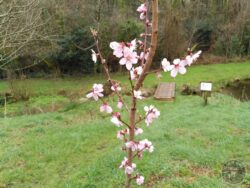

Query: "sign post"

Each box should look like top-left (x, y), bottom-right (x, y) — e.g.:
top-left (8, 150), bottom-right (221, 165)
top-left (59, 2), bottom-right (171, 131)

top-left (200, 82), bottom-right (212, 105)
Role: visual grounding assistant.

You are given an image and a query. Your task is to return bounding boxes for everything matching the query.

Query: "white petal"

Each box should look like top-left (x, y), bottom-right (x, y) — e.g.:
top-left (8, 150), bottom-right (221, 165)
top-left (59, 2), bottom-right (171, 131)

top-left (110, 42), bottom-right (119, 49)
top-left (100, 105), bottom-right (105, 112)
top-left (161, 58), bottom-right (172, 72)
top-left (186, 56), bottom-right (193, 66)
top-left (92, 54), bottom-right (97, 63)
top-left (86, 92), bottom-right (93, 98)
top-left (179, 66), bottom-right (186, 74)
top-left (119, 58), bottom-right (126, 65)
top-left (130, 71), bottom-right (136, 80)
top-left (93, 94), bottom-right (99, 101)
top-left (106, 106), bottom-right (113, 113)
top-left (113, 50), bottom-right (123, 58)
top-left (97, 93), bottom-right (104, 98)
top-left (171, 69), bottom-right (178, 77)
top-left (140, 13), bottom-right (145, 20)
top-left (130, 39), bottom-right (137, 51)
top-left (131, 57), bottom-right (138, 65)
top-left (173, 59), bottom-right (180, 65)
top-left (144, 106), bottom-right (149, 112)
top-left (126, 62), bottom-right (133, 70)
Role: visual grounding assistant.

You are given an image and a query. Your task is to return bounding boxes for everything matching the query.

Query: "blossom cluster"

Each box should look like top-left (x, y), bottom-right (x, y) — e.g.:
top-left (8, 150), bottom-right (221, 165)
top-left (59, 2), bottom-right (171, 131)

top-left (86, 2), bottom-right (202, 186)
top-left (161, 50), bottom-right (202, 77)
top-left (144, 105), bottom-right (160, 126)
top-left (119, 157), bottom-right (144, 185)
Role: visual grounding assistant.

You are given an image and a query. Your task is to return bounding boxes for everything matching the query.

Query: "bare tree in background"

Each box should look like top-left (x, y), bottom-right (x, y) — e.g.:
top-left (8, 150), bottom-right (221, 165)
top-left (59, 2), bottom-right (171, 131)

top-left (0, 0), bottom-right (51, 71)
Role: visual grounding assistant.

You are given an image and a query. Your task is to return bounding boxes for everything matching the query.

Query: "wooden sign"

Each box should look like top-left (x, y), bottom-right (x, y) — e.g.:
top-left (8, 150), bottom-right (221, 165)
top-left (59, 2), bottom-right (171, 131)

top-left (154, 82), bottom-right (176, 101)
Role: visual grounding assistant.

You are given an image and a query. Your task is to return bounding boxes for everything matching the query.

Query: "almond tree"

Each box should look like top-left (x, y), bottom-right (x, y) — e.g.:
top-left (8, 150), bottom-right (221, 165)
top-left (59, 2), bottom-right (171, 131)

top-left (86, 0), bottom-right (201, 187)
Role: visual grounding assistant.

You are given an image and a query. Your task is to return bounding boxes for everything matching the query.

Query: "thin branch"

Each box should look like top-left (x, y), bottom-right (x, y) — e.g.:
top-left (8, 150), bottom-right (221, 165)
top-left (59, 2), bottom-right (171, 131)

top-left (135, 0), bottom-right (158, 91)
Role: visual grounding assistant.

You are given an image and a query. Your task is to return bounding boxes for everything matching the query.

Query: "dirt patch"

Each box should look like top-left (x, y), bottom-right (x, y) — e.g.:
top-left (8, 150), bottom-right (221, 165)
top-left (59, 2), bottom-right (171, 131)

top-left (141, 87), bottom-right (157, 98)
top-left (221, 78), bottom-right (250, 101)
top-left (181, 84), bottom-right (200, 96)
top-left (26, 103), bottom-right (65, 115)
top-left (58, 89), bottom-right (84, 101)
top-left (145, 174), bottom-right (165, 188)
top-left (190, 166), bottom-right (214, 177)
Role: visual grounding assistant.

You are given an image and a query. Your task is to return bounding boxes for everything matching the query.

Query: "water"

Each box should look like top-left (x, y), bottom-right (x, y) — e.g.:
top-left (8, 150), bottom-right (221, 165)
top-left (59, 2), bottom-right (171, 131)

top-left (221, 78), bottom-right (250, 101)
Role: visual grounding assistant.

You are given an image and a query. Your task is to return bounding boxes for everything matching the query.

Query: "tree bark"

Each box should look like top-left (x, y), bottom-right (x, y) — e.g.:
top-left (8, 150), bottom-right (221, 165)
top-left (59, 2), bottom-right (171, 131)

top-left (126, 1), bottom-right (158, 187)
top-left (126, 96), bottom-right (136, 188)
top-left (135, 0), bottom-right (158, 91)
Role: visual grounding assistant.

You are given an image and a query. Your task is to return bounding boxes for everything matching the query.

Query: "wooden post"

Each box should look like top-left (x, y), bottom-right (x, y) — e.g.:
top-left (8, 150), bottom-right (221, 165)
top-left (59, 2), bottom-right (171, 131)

top-left (202, 91), bottom-right (208, 105)
top-left (4, 93), bottom-right (7, 118)
top-left (200, 82), bottom-right (212, 106)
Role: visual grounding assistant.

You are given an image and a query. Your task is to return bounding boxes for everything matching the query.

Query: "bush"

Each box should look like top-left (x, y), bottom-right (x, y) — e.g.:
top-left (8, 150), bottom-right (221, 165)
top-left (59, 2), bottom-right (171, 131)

top-left (117, 19), bottom-right (143, 42)
top-left (214, 35), bottom-right (245, 57)
top-left (52, 27), bottom-right (95, 75)
top-left (9, 79), bottom-right (31, 101)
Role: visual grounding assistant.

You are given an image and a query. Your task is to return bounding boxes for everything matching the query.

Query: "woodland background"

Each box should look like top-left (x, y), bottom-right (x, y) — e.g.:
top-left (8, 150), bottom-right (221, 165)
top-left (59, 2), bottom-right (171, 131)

top-left (0, 0), bottom-right (249, 78)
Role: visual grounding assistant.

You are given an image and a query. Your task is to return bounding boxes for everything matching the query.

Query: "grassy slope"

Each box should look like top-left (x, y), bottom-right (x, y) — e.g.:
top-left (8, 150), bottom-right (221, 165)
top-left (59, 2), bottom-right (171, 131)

top-left (0, 61), bottom-right (250, 187)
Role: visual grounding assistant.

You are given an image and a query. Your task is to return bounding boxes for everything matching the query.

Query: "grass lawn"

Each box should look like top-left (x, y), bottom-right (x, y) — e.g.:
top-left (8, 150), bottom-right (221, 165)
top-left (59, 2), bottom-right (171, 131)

top-left (0, 61), bottom-right (250, 187)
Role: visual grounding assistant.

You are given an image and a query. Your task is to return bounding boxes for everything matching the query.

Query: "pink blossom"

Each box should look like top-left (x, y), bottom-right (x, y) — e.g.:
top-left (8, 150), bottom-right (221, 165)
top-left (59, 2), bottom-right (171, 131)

top-left (100, 102), bottom-right (112, 113)
top-left (117, 100), bottom-right (123, 109)
top-left (138, 139), bottom-right (154, 153)
top-left (130, 66), bottom-right (143, 80)
top-left (170, 59), bottom-right (187, 77)
top-left (86, 84), bottom-right (103, 101)
top-left (119, 157), bottom-right (128, 168)
top-left (161, 58), bottom-right (173, 72)
top-left (91, 49), bottom-right (97, 63)
top-left (127, 39), bottom-right (137, 51)
top-left (136, 175), bottom-right (144, 185)
top-left (138, 152), bottom-right (143, 160)
top-left (146, 19), bottom-right (152, 27)
top-left (149, 145), bottom-right (154, 153)
top-left (137, 3), bottom-right (147, 20)
top-left (140, 13), bottom-right (146, 20)
top-left (117, 129), bottom-right (129, 140)
top-left (117, 131), bottom-right (124, 140)
top-left (125, 141), bottom-right (138, 151)
top-left (110, 41), bottom-right (124, 58)
top-left (137, 40), bottom-right (144, 47)
top-left (118, 128), bottom-right (142, 139)
top-left (144, 105), bottom-right (160, 126)
top-left (183, 50), bottom-right (202, 66)
top-left (119, 157), bottom-right (136, 175)
top-left (140, 33), bottom-right (145, 38)
top-left (134, 90), bottom-right (143, 99)
top-left (183, 55), bottom-right (193, 66)
top-left (125, 164), bottom-right (136, 174)
top-left (139, 51), bottom-right (149, 61)
top-left (119, 47), bottom-right (138, 70)
top-left (135, 128), bottom-right (143, 135)
top-left (111, 83), bottom-right (121, 92)
top-left (111, 112), bottom-right (122, 127)
top-left (137, 3), bottom-right (147, 13)
top-left (192, 50), bottom-right (202, 62)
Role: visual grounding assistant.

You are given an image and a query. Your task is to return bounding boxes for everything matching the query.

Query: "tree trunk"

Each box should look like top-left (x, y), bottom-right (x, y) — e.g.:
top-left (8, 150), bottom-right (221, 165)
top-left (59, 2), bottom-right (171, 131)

top-left (125, 1), bottom-right (158, 187)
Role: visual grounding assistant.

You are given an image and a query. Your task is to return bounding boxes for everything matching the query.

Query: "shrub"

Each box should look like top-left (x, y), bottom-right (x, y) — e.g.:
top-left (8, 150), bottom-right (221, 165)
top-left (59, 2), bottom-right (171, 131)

top-left (214, 35), bottom-right (245, 57)
top-left (52, 27), bottom-right (95, 75)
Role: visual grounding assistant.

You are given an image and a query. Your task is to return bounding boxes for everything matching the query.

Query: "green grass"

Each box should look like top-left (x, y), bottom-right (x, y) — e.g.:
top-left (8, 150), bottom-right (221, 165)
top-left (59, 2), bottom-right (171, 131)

top-left (145, 61), bottom-right (250, 90)
top-left (0, 61), bottom-right (250, 187)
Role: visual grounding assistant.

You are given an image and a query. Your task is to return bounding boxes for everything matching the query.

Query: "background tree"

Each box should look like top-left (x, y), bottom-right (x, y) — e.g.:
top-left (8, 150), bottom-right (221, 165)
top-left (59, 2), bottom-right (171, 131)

top-left (0, 0), bottom-right (53, 74)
